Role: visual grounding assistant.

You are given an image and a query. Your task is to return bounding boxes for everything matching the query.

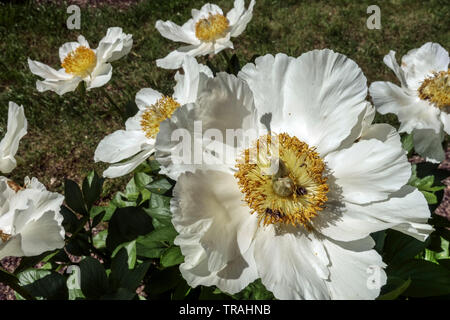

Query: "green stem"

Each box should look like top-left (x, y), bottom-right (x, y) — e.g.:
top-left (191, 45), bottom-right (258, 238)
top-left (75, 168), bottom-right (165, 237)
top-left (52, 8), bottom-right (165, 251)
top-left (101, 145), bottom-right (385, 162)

top-left (220, 50), bottom-right (231, 67)
top-left (0, 268), bottom-right (36, 300)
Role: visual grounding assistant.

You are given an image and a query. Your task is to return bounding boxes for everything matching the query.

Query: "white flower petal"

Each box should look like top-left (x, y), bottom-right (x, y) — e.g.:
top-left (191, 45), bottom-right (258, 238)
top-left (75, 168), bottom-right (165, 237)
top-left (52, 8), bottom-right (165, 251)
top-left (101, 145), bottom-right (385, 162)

top-left (155, 19), bottom-right (199, 45)
top-left (239, 50), bottom-right (368, 156)
top-left (0, 235), bottom-right (24, 260)
top-left (314, 185), bottom-right (432, 242)
top-left (36, 77), bottom-right (82, 96)
top-left (254, 226), bottom-right (330, 299)
top-left (193, 3), bottom-right (224, 21)
top-left (96, 27), bottom-right (133, 63)
top-left (440, 112), bottom-right (450, 135)
top-left (156, 43), bottom-right (212, 70)
top-left (19, 211), bottom-right (65, 256)
top-left (401, 42), bottom-right (449, 90)
top-left (383, 50), bottom-right (408, 88)
top-left (171, 170), bottom-right (258, 272)
top-left (0, 102), bottom-right (27, 174)
top-left (102, 147), bottom-right (154, 178)
top-left (155, 73), bottom-right (259, 180)
top-left (94, 129), bottom-right (150, 164)
top-left (173, 56), bottom-right (203, 105)
top-left (135, 88), bottom-right (163, 110)
top-left (28, 58), bottom-right (72, 81)
top-left (228, 0), bottom-right (255, 37)
top-left (369, 81), bottom-right (442, 134)
top-left (325, 138), bottom-right (410, 204)
top-left (412, 128), bottom-right (445, 163)
top-left (86, 63), bottom-right (112, 90)
top-left (323, 237), bottom-right (386, 300)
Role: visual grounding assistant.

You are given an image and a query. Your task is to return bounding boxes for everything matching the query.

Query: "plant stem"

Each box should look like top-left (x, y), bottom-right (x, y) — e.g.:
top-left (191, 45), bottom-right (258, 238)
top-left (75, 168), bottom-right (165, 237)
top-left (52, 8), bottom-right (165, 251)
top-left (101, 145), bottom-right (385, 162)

top-left (101, 88), bottom-right (122, 117)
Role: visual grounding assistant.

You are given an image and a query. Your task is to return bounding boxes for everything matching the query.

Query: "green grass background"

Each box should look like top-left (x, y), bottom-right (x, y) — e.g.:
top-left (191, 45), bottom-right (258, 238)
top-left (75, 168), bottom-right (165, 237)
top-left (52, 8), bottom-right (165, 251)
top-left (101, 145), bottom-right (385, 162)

top-left (0, 0), bottom-right (449, 198)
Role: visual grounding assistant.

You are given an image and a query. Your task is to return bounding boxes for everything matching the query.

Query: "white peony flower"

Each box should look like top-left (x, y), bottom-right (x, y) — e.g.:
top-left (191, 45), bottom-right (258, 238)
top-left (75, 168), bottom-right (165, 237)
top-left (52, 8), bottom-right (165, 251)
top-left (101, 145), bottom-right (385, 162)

top-left (0, 177), bottom-right (65, 259)
top-left (28, 27), bottom-right (133, 96)
top-left (94, 56), bottom-right (213, 178)
top-left (155, 50), bottom-right (433, 299)
top-left (369, 42), bottom-right (449, 163)
top-left (0, 102), bottom-right (27, 174)
top-left (155, 0), bottom-right (255, 69)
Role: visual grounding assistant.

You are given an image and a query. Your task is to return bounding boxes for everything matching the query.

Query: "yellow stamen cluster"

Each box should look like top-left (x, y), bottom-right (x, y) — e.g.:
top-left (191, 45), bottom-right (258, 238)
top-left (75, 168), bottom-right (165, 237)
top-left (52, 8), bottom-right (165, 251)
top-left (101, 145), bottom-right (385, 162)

top-left (418, 69), bottom-right (450, 111)
top-left (61, 46), bottom-right (97, 77)
top-left (195, 14), bottom-right (229, 42)
top-left (0, 230), bottom-right (11, 242)
top-left (235, 133), bottom-right (329, 228)
top-left (140, 96), bottom-right (181, 139)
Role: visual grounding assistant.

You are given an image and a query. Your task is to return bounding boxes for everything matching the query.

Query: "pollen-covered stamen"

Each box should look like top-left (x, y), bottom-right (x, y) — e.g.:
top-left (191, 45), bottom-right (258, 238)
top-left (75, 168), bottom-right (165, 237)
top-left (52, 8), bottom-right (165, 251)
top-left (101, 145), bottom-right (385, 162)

top-left (140, 96), bottom-right (181, 139)
top-left (235, 133), bottom-right (329, 228)
top-left (0, 230), bottom-right (11, 242)
top-left (61, 46), bottom-right (97, 77)
top-left (418, 69), bottom-right (450, 111)
top-left (195, 14), bottom-right (229, 42)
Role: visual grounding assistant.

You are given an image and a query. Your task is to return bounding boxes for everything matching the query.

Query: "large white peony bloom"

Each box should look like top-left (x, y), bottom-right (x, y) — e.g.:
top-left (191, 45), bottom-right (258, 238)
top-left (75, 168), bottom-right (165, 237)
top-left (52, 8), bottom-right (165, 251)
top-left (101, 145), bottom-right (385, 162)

top-left (94, 56), bottom-right (213, 178)
top-left (369, 42), bottom-right (449, 163)
top-left (0, 177), bottom-right (65, 259)
top-left (154, 50), bottom-right (433, 299)
top-left (155, 0), bottom-right (255, 69)
top-left (0, 102), bottom-right (27, 174)
top-left (28, 27), bottom-right (132, 96)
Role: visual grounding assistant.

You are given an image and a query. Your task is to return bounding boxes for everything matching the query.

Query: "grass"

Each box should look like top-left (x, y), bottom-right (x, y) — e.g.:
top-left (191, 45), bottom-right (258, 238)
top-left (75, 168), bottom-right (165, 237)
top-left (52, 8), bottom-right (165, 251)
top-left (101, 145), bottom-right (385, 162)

top-left (0, 0), bottom-right (449, 197)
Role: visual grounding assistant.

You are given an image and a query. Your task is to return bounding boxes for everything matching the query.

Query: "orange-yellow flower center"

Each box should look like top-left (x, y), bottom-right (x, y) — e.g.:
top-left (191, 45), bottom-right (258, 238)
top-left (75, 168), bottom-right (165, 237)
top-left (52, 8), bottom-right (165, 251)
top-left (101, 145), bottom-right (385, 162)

top-left (140, 96), bottom-right (181, 139)
top-left (235, 133), bottom-right (329, 228)
top-left (61, 46), bottom-right (97, 77)
top-left (195, 14), bottom-right (229, 42)
top-left (418, 69), bottom-right (450, 111)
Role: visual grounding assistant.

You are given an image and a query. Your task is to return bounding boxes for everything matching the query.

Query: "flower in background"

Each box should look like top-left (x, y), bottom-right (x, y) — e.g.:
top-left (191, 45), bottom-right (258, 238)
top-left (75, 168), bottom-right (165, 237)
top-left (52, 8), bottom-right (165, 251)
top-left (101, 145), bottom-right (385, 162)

top-left (155, 50), bottom-right (433, 299)
top-left (0, 177), bottom-right (65, 259)
top-left (370, 42), bottom-right (449, 163)
top-left (94, 56), bottom-right (213, 178)
top-left (28, 27), bottom-right (133, 96)
top-left (155, 0), bottom-right (255, 69)
top-left (0, 102), bottom-right (27, 174)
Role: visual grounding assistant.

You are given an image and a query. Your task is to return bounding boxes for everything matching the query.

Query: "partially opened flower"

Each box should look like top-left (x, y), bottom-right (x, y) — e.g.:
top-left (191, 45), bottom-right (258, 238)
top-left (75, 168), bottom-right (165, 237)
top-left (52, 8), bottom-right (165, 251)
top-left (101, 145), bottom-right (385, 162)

top-left (0, 101), bottom-right (27, 174)
top-left (94, 56), bottom-right (212, 178)
top-left (369, 42), bottom-right (449, 162)
top-left (0, 177), bottom-right (65, 259)
top-left (155, 50), bottom-right (433, 299)
top-left (155, 0), bottom-right (255, 69)
top-left (28, 27), bottom-right (132, 96)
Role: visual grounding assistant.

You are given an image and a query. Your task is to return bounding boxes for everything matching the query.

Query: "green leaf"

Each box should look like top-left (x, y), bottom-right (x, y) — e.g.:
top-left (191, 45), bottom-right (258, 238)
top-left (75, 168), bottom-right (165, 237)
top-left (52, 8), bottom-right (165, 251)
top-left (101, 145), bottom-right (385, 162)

top-left (20, 270), bottom-right (68, 300)
top-left (60, 205), bottom-right (79, 234)
top-left (161, 246), bottom-right (184, 267)
top-left (112, 240), bottom-right (137, 269)
top-left (401, 133), bottom-right (414, 153)
top-left (82, 170), bottom-right (103, 210)
top-left (388, 259), bottom-right (450, 297)
top-left (93, 230), bottom-right (108, 249)
top-left (79, 257), bottom-right (109, 299)
top-left (142, 225), bottom-right (177, 244)
top-left (171, 279), bottom-right (191, 300)
top-left (65, 179), bottom-right (87, 215)
top-left (232, 279), bottom-right (274, 300)
top-left (421, 190), bottom-right (438, 204)
top-left (136, 237), bottom-right (167, 259)
top-left (383, 230), bottom-right (429, 266)
top-left (378, 278), bottom-right (411, 300)
top-left (146, 178), bottom-right (172, 195)
top-left (134, 172), bottom-right (153, 190)
top-left (106, 206), bottom-right (154, 252)
top-left (146, 266), bottom-right (181, 296)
